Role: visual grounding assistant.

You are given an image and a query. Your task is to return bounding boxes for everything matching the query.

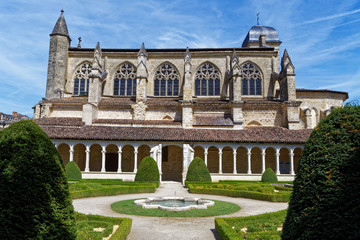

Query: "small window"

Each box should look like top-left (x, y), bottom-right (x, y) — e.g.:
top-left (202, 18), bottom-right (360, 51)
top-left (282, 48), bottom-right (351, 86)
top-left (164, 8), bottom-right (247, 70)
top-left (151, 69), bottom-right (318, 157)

top-left (73, 63), bottom-right (92, 96)
top-left (113, 63), bottom-right (137, 96)
top-left (195, 63), bottom-right (221, 96)
top-left (240, 62), bottom-right (262, 96)
top-left (154, 63), bottom-right (180, 97)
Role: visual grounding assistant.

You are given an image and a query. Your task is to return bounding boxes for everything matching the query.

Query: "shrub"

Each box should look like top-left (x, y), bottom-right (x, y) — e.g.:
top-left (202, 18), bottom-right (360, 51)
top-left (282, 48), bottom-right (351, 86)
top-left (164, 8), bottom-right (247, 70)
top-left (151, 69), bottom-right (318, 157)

top-left (186, 157), bottom-right (211, 182)
top-left (0, 120), bottom-right (76, 239)
top-left (282, 105), bottom-right (360, 239)
top-left (65, 161), bottom-right (82, 180)
top-left (261, 168), bottom-right (278, 183)
top-left (135, 156), bottom-right (160, 182)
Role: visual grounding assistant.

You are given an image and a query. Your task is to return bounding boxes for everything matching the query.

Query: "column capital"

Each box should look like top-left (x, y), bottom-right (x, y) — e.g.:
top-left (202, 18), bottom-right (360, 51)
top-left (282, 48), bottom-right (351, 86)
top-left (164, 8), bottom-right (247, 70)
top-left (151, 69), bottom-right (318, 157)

top-left (101, 150), bottom-right (106, 154)
top-left (204, 147), bottom-right (208, 153)
top-left (85, 149), bottom-right (90, 153)
top-left (247, 148), bottom-right (252, 154)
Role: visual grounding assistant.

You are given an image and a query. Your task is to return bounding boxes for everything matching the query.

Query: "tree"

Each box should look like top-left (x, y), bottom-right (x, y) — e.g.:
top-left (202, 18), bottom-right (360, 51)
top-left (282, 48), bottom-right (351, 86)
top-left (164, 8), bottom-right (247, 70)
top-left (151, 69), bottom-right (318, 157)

top-left (65, 161), bottom-right (82, 180)
top-left (282, 105), bottom-right (360, 239)
top-left (186, 157), bottom-right (211, 182)
top-left (0, 120), bottom-right (76, 239)
top-left (261, 168), bottom-right (278, 183)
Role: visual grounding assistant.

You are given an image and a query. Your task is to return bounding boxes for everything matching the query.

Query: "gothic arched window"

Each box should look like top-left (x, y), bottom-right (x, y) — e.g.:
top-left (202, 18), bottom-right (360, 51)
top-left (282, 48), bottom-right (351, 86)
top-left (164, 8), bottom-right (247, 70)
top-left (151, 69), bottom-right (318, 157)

top-left (154, 63), bottom-right (180, 97)
top-left (240, 62), bottom-right (262, 96)
top-left (113, 63), bottom-right (137, 96)
top-left (195, 63), bottom-right (221, 96)
top-left (73, 63), bottom-right (92, 96)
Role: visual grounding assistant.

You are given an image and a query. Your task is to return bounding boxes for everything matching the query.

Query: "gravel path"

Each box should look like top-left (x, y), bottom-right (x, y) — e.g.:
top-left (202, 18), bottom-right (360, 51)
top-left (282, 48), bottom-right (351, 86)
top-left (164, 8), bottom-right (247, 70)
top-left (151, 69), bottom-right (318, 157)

top-left (73, 181), bottom-right (288, 240)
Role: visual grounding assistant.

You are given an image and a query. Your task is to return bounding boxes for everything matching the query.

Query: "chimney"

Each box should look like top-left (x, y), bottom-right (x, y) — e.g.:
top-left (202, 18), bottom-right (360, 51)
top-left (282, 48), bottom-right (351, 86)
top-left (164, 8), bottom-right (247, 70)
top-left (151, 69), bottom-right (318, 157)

top-left (12, 112), bottom-right (17, 117)
top-left (259, 34), bottom-right (266, 47)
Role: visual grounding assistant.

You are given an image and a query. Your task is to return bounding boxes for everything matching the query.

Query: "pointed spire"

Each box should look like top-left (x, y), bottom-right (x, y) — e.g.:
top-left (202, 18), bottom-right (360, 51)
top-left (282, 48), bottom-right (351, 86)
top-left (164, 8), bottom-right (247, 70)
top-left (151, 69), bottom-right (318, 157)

top-left (137, 42), bottom-right (148, 58)
top-left (92, 42), bottom-right (102, 70)
top-left (50, 10), bottom-right (69, 38)
top-left (281, 49), bottom-right (294, 70)
top-left (231, 49), bottom-right (239, 69)
top-left (184, 47), bottom-right (191, 63)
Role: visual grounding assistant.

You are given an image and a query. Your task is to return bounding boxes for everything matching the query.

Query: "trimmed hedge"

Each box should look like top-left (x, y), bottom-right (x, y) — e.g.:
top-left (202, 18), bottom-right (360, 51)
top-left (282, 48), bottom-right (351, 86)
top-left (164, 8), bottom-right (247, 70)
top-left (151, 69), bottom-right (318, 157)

top-left (282, 105), bottom-right (360, 239)
top-left (261, 168), bottom-right (278, 183)
top-left (186, 157), bottom-right (211, 182)
top-left (188, 185), bottom-right (290, 202)
top-left (75, 213), bottom-right (132, 240)
top-left (70, 184), bottom-right (157, 199)
top-left (0, 120), bottom-right (76, 239)
top-left (135, 156), bottom-right (160, 182)
top-left (65, 161), bottom-right (82, 180)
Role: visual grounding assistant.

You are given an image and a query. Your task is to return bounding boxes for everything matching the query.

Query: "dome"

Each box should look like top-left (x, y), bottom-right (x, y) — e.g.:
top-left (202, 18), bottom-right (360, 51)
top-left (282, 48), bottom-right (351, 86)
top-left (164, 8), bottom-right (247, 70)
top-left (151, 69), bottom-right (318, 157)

top-left (242, 25), bottom-right (281, 47)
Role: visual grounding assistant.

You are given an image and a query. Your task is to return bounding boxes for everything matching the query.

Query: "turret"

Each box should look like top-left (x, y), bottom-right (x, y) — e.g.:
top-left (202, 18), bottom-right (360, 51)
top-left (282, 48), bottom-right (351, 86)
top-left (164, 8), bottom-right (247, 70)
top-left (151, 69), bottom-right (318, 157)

top-left (45, 10), bottom-right (70, 99)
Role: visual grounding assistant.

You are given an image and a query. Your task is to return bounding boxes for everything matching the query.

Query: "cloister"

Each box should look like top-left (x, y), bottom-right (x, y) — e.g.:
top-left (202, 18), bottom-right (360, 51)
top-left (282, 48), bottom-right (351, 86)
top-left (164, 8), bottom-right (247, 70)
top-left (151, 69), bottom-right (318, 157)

top-left (55, 140), bottom-right (303, 182)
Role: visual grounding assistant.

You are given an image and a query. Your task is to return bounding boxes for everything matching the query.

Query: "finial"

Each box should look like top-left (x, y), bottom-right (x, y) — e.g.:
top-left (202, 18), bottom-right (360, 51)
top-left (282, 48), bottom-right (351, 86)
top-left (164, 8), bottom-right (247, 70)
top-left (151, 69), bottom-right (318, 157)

top-left (184, 47), bottom-right (191, 63)
top-left (77, 37), bottom-right (82, 48)
top-left (257, 12), bottom-right (260, 25)
top-left (138, 42), bottom-right (148, 58)
top-left (61, 9), bottom-right (64, 14)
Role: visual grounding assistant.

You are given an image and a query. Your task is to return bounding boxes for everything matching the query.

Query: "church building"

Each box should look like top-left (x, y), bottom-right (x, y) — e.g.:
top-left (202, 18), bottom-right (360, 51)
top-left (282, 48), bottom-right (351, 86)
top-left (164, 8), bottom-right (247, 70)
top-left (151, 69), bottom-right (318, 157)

top-left (33, 11), bottom-right (348, 182)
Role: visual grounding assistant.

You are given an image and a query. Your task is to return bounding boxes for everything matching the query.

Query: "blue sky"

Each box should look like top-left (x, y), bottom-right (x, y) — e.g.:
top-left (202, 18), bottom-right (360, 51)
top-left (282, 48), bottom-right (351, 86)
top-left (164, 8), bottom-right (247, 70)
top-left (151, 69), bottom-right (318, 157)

top-left (0, 0), bottom-right (359, 117)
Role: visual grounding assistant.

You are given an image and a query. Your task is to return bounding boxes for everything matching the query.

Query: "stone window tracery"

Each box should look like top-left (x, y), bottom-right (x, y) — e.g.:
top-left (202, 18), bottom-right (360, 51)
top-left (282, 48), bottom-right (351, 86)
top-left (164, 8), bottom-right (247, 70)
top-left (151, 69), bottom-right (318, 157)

top-left (195, 63), bottom-right (221, 96)
top-left (240, 62), bottom-right (262, 96)
top-left (154, 63), bottom-right (179, 97)
top-left (113, 63), bottom-right (137, 96)
top-left (73, 63), bottom-right (92, 96)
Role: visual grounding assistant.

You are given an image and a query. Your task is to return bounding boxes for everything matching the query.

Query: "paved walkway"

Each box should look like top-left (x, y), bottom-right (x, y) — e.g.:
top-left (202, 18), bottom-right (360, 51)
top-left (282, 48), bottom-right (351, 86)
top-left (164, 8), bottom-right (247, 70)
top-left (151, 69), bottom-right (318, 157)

top-left (73, 181), bottom-right (288, 240)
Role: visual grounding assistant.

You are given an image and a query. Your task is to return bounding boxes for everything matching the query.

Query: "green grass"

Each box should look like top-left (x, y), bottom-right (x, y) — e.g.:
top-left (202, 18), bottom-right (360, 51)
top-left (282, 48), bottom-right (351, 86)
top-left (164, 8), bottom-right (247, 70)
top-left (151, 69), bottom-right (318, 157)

top-left (215, 210), bottom-right (287, 240)
top-left (188, 182), bottom-right (292, 202)
top-left (111, 199), bottom-right (240, 217)
top-left (75, 212), bottom-right (132, 240)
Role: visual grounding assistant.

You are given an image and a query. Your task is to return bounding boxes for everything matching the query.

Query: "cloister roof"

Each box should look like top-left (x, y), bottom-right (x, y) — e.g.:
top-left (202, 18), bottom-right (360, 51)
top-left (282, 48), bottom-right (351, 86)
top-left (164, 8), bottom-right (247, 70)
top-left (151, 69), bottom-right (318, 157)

top-left (34, 119), bottom-right (312, 144)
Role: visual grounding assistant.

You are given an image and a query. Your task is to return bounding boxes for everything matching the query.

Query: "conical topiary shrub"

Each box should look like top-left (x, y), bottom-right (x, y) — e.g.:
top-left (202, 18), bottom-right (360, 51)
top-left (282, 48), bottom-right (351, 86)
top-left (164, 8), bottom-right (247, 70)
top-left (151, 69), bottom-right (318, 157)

top-left (65, 161), bottom-right (82, 180)
top-left (135, 156), bottom-right (160, 182)
top-left (0, 120), bottom-right (76, 239)
top-left (261, 168), bottom-right (278, 183)
top-left (282, 105), bottom-right (360, 239)
top-left (186, 157), bottom-right (211, 182)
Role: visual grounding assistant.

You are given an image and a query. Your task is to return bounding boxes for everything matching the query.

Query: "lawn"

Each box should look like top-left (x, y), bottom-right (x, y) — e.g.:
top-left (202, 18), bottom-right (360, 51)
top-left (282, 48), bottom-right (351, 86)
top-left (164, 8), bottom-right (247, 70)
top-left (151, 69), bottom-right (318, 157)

top-left (111, 199), bottom-right (240, 217)
top-left (215, 210), bottom-right (287, 240)
top-left (75, 212), bottom-right (132, 240)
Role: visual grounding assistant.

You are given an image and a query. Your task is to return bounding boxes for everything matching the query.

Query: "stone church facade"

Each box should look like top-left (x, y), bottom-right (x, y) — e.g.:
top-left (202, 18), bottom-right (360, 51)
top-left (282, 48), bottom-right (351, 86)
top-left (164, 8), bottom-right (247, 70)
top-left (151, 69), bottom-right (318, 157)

top-left (33, 11), bottom-right (348, 182)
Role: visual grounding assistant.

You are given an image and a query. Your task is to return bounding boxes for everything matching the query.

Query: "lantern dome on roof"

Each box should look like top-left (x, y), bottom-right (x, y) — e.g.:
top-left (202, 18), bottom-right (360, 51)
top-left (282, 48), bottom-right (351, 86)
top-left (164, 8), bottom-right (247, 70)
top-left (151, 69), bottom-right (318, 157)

top-left (242, 25), bottom-right (281, 47)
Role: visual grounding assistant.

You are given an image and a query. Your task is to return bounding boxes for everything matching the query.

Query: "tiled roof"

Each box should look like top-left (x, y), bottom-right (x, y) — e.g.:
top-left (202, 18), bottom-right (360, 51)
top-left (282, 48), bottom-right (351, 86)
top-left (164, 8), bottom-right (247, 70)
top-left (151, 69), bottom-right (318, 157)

top-left (36, 123), bottom-right (312, 144)
top-left (194, 114), bottom-right (233, 126)
top-left (34, 118), bottom-right (84, 126)
top-left (93, 119), bottom-right (181, 126)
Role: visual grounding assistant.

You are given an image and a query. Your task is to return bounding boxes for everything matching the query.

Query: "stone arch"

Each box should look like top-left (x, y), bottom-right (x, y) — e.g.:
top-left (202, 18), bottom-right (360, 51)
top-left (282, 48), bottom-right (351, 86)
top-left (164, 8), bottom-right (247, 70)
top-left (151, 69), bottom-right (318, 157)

top-left (222, 146), bottom-right (233, 173)
top-left (239, 61), bottom-right (263, 96)
top-left (90, 143), bottom-right (102, 171)
top-left (236, 146), bottom-right (247, 173)
top-left (207, 146), bottom-right (219, 173)
top-left (105, 144), bottom-right (118, 172)
top-left (280, 147), bottom-right (290, 174)
top-left (294, 147), bottom-right (303, 173)
top-left (161, 145), bottom-right (183, 181)
top-left (112, 62), bottom-right (137, 96)
top-left (122, 145), bottom-right (134, 172)
top-left (72, 61), bottom-right (92, 96)
top-left (251, 147), bottom-right (262, 173)
top-left (74, 143), bottom-right (86, 171)
top-left (58, 143), bottom-right (70, 166)
top-left (194, 62), bottom-right (222, 96)
top-left (138, 144), bottom-right (151, 166)
top-left (153, 62), bottom-right (181, 97)
top-left (265, 147), bottom-right (276, 173)
top-left (247, 120), bottom-right (261, 126)
top-left (194, 146), bottom-right (205, 161)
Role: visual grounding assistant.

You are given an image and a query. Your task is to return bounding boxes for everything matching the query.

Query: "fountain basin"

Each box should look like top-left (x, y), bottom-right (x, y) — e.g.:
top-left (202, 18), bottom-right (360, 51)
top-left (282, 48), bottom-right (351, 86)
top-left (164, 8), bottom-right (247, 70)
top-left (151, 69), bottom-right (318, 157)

top-left (134, 197), bottom-right (215, 212)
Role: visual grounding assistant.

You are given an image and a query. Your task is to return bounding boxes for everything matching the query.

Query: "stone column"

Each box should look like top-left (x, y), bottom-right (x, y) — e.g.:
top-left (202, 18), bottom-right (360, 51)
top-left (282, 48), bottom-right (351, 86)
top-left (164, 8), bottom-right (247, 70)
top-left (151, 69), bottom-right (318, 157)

top-left (117, 145), bottom-right (122, 173)
top-left (134, 146), bottom-right (139, 173)
top-left (101, 146), bottom-right (106, 173)
top-left (69, 145), bottom-right (74, 162)
top-left (157, 144), bottom-right (162, 181)
top-left (247, 148), bottom-right (252, 174)
top-left (290, 148), bottom-right (295, 175)
top-left (233, 149), bottom-right (237, 174)
top-left (204, 147), bottom-right (208, 166)
top-left (54, 144), bottom-right (58, 149)
top-left (85, 145), bottom-right (90, 172)
top-left (261, 148), bottom-right (266, 174)
top-left (218, 148), bottom-right (223, 174)
top-left (276, 148), bottom-right (280, 175)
